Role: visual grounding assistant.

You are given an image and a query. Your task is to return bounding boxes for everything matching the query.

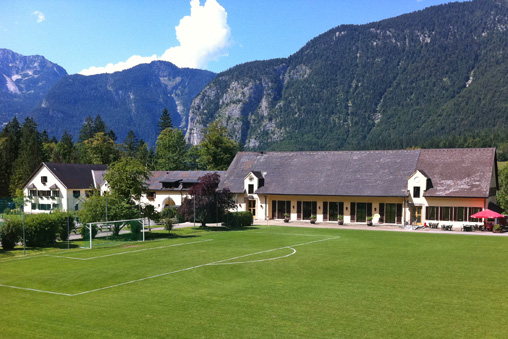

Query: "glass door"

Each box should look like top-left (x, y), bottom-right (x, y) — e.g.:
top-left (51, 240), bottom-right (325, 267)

top-left (248, 200), bottom-right (256, 218)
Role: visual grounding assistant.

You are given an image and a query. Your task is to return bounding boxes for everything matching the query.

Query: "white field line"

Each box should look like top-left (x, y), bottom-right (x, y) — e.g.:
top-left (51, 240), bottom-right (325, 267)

top-left (0, 236), bottom-right (340, 297)
top-left (45, 239), bottom-right (213, 261)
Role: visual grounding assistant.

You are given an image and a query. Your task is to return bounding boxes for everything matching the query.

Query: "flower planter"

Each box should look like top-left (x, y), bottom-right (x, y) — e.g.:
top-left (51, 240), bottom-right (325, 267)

top-left (284, 218), bottom-right (289, 223)
top-left (338, 220), bottom-right (344, 225)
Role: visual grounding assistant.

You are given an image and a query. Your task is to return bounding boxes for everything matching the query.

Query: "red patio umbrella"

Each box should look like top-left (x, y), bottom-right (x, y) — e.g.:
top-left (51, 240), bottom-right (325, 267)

top-left (470, 209), bottom-right (505, 219)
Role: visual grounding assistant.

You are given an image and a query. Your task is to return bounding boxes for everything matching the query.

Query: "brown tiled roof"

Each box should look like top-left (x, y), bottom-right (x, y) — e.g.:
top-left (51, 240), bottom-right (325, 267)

top-left (417, 148), bottom-right (496, 198)
top-left (220, 148), bottom-right (496, 198)
top-left (44, 163), bottom-right (108, 189)
top-left (147, 171), bottom-right (225, 191)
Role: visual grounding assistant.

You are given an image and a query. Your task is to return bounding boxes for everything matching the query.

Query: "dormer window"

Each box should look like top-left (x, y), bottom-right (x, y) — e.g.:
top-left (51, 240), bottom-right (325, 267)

top-left (41, 176), bottom-right (48, 185)
top-left (413, 186), bottom-right (421, 198)
top-left (248, 184), bottom-right (254, 194)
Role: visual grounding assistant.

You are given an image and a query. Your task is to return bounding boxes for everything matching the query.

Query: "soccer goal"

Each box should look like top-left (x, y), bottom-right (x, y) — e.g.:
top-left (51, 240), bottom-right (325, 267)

top-left (83, 218), bottom-right (145, 249)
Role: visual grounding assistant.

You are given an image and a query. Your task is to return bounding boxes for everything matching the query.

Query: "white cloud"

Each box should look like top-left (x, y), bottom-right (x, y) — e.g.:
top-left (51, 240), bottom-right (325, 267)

top-left (32, 10), bottom-right (45, 23)
top-left (79, 0), bottom-right (231, 76)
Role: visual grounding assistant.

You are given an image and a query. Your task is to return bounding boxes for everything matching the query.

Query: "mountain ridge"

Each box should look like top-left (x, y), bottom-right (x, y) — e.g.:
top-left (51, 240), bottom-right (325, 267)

top-left (185, 0), bottom-right (508, 151)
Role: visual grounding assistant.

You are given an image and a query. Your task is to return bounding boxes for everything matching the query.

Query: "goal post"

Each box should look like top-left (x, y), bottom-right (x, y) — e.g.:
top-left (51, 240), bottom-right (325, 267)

top-left (84, 218), bottom-right (145, 249)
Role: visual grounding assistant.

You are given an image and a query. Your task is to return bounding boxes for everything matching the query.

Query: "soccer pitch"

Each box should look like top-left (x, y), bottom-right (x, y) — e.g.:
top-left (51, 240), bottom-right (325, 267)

top-left (1, 226), bottom-right (508, 338)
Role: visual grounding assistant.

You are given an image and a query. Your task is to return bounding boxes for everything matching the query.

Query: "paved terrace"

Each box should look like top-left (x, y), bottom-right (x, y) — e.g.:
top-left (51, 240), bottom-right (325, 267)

top-left (252, 219), bottom-right (508, 236)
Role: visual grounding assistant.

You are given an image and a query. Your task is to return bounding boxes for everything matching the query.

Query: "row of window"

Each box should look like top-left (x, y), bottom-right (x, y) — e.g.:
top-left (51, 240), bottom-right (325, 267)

top-left (28, 190), bottom-right (60, 198)
top-left (31, 203), bottom-right (80, 211)
top-left (426, 206), bottom-right (482, 222)
top-left (31, 203), bottom-right (59, 211)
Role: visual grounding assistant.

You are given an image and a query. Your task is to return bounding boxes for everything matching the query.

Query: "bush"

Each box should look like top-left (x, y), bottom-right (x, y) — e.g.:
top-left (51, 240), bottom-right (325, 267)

top-left (80, 223), bottom-right (98, 240)
top-left (129, 220), bottom-right (142, 240)
top-left (224, 212), bottom-right (253, 229)
top-left (51, 212), bottom-right (75, 241)
top-left (24, 214), bottom-right (60, 247)
top-left (164, 218), bottom-right (174, 233)
top-left (1, 217), bottom-right (22, 250)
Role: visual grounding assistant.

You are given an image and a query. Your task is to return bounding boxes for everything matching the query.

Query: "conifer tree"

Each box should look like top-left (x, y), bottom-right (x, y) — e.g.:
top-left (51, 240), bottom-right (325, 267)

top-left (0, 117), bottom-right (21, 197)
top-left (123, 130), bottom-right (139, 158)
top-left (158, 108), bottom-right (173, 132)
top-left (78, 116), bottom-right (95, 143)
top-left (55, 130), bottom-right (77, 163)
top-left (10, 118), bottom-right (44, 195)
top-left (155, 128), bottom-right (187, 170)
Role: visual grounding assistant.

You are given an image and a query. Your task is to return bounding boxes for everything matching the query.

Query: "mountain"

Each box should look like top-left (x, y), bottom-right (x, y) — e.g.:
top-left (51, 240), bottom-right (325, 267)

top-left (185, 0), bottom-right (508, 151)
top-left (29, 61), bottom-right (215, 145)
top-left (0, 48), bottom-right (67, 128)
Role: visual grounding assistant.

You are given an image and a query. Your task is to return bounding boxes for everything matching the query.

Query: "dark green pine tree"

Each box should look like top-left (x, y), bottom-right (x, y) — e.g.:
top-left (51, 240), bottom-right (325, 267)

top-left (158, 108), bottom-right (173, 132)
top-left (136, 139), bottom-right (155, 170)
top-left (55, 130), bottom-right (77, 163)
top-left (123, 130), bottom-right (139, 158)
top-left (79, 116), bottom-right (95, 143)
top-left (0, 117), bottom-right (21, 197)
top-left (10, 118), bottom-right (44, 195)
top-left (92, 115), bottom-right (107, 134)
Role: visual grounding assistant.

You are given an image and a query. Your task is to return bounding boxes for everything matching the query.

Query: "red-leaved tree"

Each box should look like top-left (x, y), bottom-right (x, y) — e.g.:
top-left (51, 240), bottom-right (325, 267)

top-left (179, 173), bottom-right (235, 227)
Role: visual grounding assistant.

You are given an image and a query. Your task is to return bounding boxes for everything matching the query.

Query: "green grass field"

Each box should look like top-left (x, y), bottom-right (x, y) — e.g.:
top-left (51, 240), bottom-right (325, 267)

top-left (1, 226), bottom-right (508, 338)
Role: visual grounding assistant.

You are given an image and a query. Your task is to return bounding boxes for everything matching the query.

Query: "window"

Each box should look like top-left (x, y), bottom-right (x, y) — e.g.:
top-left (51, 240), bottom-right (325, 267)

top-left (147, 192), bottom-right (156, 200)
top-left (38, 190), bottom-right (51, 198)
top-left (31, 203), bottom-right (37, 210)
top-left (52, 204), bottom-right (59, 210)
top-left (41, 176), bottom-right (48, 185)
top-left (440, 207), bottom-right (452, 221)
top-left (413, 187), bottom-right (421, 198)
top-left (426, 206), bottom-right (438, 220)
top-left (275, 200), bottom-right (291, 219)
top-left (469, 207), bottom-right (482, 222)
top-left (74, 204), bottom-right (79, 211)
top-left (73, 190), bottom-right (80, 198)
top-left (38, 203), bottom-right (51, 211)
top-left (162, 182), bottom-right (180, 189)
top-left (326, 202), bottom-right (343, 221)
top-left (248, 184), bottom-right (254, 194)
top-left (52, 190), bottom-right (60, 198)
top-left (302, 201), bottom-right (317, 220)
top-left (29, 190), bottom-right (37, 197)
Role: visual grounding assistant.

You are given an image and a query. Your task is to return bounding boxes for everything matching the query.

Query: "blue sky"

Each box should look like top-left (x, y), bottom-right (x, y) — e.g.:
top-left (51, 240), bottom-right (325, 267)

top-left (0, 0), bottom-right (468, 75)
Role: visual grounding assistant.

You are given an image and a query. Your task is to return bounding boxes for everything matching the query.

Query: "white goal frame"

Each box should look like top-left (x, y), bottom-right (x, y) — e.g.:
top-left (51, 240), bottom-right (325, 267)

top-left (84, 218), bottom-right (145, 249)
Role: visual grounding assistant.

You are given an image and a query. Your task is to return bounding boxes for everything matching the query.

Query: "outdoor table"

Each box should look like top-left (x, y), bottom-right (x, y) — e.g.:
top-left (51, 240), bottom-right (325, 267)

top-left (462, 224), bottom-right (472, 232)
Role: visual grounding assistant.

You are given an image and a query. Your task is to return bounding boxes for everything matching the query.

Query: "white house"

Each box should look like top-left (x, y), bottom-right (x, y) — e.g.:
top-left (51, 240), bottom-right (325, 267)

top-left (23, 163), bottom-right (107, 214)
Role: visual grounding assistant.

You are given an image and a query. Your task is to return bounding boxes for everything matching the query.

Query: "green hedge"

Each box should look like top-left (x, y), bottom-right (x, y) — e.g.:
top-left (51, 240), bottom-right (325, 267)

top-left (224, 212), bottom-right (253, 229)
top-left (0, 217), bottom-right (23, 250)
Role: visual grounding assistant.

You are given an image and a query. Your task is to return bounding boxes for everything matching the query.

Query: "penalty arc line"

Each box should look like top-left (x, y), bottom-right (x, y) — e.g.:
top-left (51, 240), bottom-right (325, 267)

top-left (0, 236), bottom-right (340, 297)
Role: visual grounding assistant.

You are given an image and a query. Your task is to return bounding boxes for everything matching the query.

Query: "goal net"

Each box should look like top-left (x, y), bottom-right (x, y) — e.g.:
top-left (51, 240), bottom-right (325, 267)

top-left (82, 218), bottom-right (145, 249)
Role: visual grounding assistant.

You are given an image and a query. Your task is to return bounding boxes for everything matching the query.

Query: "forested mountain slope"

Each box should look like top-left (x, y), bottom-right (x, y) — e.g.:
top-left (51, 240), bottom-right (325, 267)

top-left (29, 61), bottom-right (215, 145)
top-left (186, 0), bottom-right (508, 151)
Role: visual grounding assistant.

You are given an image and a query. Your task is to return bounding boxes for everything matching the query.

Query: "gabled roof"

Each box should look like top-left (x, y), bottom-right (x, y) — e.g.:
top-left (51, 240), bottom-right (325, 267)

top-left (220, 148), bottom-right (496, 198)
top-left (45, 163), bottom-right (108, 189)
top-left (147, 171), bottom-right (225, 191)
top-left (220, 150), bottom-right (420, 197)
top-left (417, 148), bottom-right (496, 198)
top-left (24, 163), bottom-right (108, 190)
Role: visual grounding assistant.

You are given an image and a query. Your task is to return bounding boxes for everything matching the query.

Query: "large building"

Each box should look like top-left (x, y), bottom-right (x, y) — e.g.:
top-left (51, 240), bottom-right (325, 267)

top-left (23, 163), bottom-right (222, 214)
top-left (23, 148), bottom-right (498, 227)
top-left (219, 148), bottom-right (498, 226)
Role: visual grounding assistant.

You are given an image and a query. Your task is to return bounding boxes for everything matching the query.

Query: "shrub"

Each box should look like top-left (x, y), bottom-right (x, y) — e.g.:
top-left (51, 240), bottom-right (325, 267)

top-left (24, 214), bottom-right (60, 247)
top-left (1, 217), bottom-right (22, 250)
top-left (79, 223), bottom-right (98, 240)
top-left (51, 212), bottom-right (75, 241)
top-left (224, 212), bottom-right (253, 229)
top-left (129, 220), bottom-right (142, 240)
top-left (164, 218), bottom-right (174, 233)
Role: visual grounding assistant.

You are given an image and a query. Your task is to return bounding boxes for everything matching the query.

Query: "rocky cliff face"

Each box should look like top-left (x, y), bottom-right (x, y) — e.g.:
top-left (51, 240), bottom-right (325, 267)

top-left (185, 0), bottom-right (508, 151)
top-left (0, 48), bottom-right (67, 127)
